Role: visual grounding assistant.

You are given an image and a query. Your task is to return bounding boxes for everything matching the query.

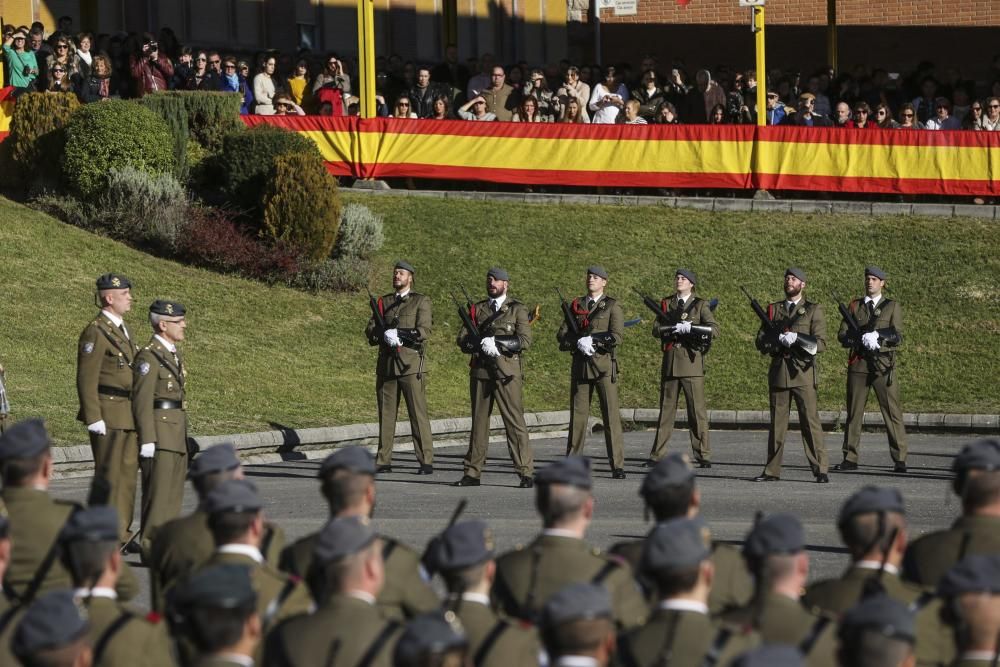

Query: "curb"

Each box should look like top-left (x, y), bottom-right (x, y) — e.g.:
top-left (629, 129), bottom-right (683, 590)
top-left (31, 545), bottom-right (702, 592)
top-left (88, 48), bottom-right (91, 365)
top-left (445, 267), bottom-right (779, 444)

top-left (52, 409), bottom-right (997, 477)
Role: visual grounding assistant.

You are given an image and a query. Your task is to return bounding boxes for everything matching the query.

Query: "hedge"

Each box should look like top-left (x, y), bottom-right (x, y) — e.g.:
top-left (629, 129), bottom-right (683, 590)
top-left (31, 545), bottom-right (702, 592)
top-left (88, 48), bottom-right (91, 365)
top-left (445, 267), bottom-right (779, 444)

top-left (262, 152), bottom-right (341, 261)
top-left (8, 92), bottom-right (80, 191)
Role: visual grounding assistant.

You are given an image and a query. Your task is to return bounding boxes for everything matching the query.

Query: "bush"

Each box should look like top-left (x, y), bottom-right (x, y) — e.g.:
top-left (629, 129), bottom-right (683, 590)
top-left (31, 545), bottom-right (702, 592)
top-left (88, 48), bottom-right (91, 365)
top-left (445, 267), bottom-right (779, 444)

top-left (220, 124), bottom-right (319, 216)
top-left (9, 92), bottom-right (80, 192)
top-left (290, 256), bottom-right (373, 292)
top-left (174, 91), bottom-right (244, 153)
top-left (63, 100), bottom-right (176, 201)
top-left (335, 203), bottom-right (385, 259)
top-left (100, 167), bottom-right (189, 252)
top-left (261, 152), bottom-right (341, 261)
top-left (32, 193), bottom-right (95, 229)
top-left (138, 93), bottom-right (189, 182)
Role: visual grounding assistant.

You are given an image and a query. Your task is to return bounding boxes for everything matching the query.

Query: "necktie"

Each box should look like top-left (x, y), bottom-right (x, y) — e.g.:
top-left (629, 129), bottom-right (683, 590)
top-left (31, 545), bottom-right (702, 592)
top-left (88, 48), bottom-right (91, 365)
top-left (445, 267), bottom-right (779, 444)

top-left (867, 300), bottom-right (876, 318)
top-left (587, 298), bottom-right (595, 310)
top-left (677, 298), bottom-right (685, 310)
top-left (491, 300), bottom-right (499, 313)
top-left (118, 323), bottom-right (129, 340)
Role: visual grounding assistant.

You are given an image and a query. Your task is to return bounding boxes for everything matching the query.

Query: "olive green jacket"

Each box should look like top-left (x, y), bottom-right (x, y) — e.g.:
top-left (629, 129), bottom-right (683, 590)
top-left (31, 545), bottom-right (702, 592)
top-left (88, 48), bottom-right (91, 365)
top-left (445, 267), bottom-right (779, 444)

top-left (755, 299), bottom-right (827, 389)
top-left (457, 297), bottom-right (532, 380)
top-left (616, 607), bottom-right (759, 667)
top-left (556, 295), bottom-right (624, 380)
top-left (903, 516), bottom-right (1000, 589)
top-left (80, 595), bottom-right (177, 667)
top-left (365, 292), bottom-right (432, 379)
top-left (836, 296), bottom-right (903, 375)
top-left (77, 313), bottom-right (138, 428)
top-left (650, 294), bottom-right (719, 378)
top-left (133, 338), bottom-right (187, 453)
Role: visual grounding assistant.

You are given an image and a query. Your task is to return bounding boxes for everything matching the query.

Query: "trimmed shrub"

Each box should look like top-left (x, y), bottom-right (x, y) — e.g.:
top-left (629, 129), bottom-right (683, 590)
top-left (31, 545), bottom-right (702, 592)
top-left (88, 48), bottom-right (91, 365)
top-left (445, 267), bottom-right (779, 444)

top-left (220, 124), bottom-right (319, 217)
top-left (100, 167), bottom-right (189, 252)
top-left (138, 93), bottom-right (189, 182)
top-left (63, 100), bottom-right (175, 201)
top-left (290, 256), bottom-right (373, 292)
top-left (175, 91), bottom-right (244, 153)
top-left (335, 203), bottom-right (385, 259)
top-left (9, 92), bottom-right (80, 191)
top-left (32, 194), bottom-right (95, 229)
top-left (261, 152), bottom-right (341, 261)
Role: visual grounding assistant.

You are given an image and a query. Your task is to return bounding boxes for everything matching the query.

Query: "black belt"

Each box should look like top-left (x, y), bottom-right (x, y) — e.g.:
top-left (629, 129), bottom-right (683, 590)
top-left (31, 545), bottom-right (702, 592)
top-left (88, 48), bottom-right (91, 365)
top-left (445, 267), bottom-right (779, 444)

top-left (98, 386), bottom-right (130, 399)
top-left (153, 400), bottom-right (183, 410)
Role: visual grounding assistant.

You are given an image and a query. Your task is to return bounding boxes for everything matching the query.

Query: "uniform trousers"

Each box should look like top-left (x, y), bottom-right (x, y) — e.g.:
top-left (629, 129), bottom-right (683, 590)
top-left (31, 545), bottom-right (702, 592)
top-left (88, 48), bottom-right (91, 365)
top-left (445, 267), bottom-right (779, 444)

top-left (376, 373), bottom-right (433, 466)
top-left (843, 370), bottom-right (907, 464)
top-left (764, 386), bottom-right (828, 477)
top-left (463, 374), bottom-right (533, 478)
top-left (90, 427), bottom-right (139, 541)
top-left (650, 376), bottom-right (710, 462)
top-left (567, 375), bottom-right (624, 469)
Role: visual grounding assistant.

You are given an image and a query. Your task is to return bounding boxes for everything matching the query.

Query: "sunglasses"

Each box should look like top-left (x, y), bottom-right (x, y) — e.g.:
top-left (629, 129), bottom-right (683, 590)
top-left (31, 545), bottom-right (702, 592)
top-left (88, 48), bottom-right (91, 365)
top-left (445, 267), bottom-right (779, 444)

top-left (397, 102), bottom-right (410, 106)
top-left (972, 106), bottom-right (983, 111)
top-left (209, 59), bottom-right (221, 65)
top-left (855, 109), bottom-right (868, 114)
top-left (990, 104), bottom-right (1000, 109)
top-left (57, 44), bottom-right (69, 49)
top-left (224, 64), bottom-right (236, 69)
top-left (196, 57), bottom-right (207, 61)
top-left (877, 110), bottom-right (887, 115)
top-left (53, 68), bottom-right (66, 73)
top-left (902, 112), bottom-right (914, 117)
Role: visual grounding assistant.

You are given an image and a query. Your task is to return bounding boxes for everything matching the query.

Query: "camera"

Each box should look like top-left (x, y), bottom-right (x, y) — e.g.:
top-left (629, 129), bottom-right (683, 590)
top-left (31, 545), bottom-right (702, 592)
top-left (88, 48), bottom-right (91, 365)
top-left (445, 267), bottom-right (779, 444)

top-left (22, 65), bottom-right (31, 76)
top-left (144, 41), bottom-right (158, 51)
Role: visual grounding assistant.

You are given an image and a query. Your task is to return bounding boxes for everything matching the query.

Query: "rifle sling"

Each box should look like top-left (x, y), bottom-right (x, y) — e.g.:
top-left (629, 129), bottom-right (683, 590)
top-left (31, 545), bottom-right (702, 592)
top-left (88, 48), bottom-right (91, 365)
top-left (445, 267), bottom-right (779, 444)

top-left (798, 616), bottom-right (832, 655)
top-left (700, 626), bottom-right (734, 667)
top-left (356, 620), bottom-right (401, 667)
top-left (262, 578), bottom-right (298, 630)
top-left (473, 620), bottom-right (511, 667)
top-left (92, 610), bottom-right (136, 663)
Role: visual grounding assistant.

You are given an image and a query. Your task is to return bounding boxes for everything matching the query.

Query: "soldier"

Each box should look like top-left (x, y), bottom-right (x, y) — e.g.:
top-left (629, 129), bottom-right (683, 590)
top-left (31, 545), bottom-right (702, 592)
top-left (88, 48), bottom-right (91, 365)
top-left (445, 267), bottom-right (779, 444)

top-left (836, 595), bottom-right (917, 667)
top-left (364, 261), bottom-right (434, 474)
top-left (646, 269), bottom-right (719, 468)
top-left (902, 438), bottom-right (1000, 588)
top-left (58, 506), bottom-right (176, 667)
top-left (539, 583), bottom-right (617, 667)
top-left (148, 443), bottom-right (286, 611)
top-left (834, 266), bottom-right (907, 473)
top-left (608, 453), bottom-right (753, 615)
top-left (76, 272), bottom-right (140, 541)
top-left (937, 555), bottom-right (1000, 667)
top-left (278, 446), bottom-right (438, 621)
top-left (732, 645), bottom-right (805, 667)
top-left (618, 517), bottom-right (759, 667)
top-left (423, 520), bottom-right (540, 667)
top-left (492, 456), bottom-right (648, 629)
top-left (556, 266), bottom-right (626, 479)
top-left (133, 300), bottom-right (189, 557)
top-left (394, 612), bottom-right (470, 667)
top-left (753, 267), bottom-right (829, 484)
top-left (266, 516), bottom-right (402, 666)
top-left (720, 514), bottom-right (838, 667)
top-left (11, 590), bottom-right (92, 667)
top-left (453, 267), bottom-right (534, 488)
top-left (0, 515), bottom-right (19, 666)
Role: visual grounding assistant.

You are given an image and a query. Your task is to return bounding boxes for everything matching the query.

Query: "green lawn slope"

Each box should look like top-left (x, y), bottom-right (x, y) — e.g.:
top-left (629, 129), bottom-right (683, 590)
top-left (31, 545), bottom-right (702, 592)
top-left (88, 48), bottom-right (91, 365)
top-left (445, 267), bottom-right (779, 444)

top-left (1, 194), bottom-right (997, 445)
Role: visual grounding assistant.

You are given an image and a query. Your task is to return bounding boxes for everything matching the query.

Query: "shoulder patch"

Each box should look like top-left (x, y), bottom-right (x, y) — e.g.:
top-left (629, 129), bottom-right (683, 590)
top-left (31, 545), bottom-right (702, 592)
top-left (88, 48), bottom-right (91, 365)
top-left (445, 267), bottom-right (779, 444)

top-left (82, 341), bottom-right (95, 354)
top-left (138, 361), bottom-right (151, 376)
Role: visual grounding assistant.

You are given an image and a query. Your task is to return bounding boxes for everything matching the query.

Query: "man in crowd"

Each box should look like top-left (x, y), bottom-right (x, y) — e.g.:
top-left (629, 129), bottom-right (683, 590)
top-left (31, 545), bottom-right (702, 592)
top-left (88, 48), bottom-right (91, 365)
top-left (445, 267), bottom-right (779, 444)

top-left (130, 33), bottom-right (174, 97)
top-left (783, 93), bottom-right (833, 127)
top-left (937, 555), bottom-right (1000, 667)
top-left (480, 66), bottom-right (515, 122)
top-left (408, 67), bottom-right (446, 118)
top-left (926, 96), bottom-right (962, 130)
top-left (431, 44), bottom-right (470, 94)
top-left (540, 584), bottom-right (617, 667)
top-left (11, 590), bottom-right (92, 667)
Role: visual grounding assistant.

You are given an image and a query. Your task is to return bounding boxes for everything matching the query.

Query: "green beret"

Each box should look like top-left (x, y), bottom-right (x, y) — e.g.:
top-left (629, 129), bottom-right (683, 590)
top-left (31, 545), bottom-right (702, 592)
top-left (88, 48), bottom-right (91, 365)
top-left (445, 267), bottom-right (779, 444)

top-left (149, 300), bottom-right (186, 317)
top-left (96, 273), bottom-right (131, 290)
top-left (0, 418), bottom-right (51, 461)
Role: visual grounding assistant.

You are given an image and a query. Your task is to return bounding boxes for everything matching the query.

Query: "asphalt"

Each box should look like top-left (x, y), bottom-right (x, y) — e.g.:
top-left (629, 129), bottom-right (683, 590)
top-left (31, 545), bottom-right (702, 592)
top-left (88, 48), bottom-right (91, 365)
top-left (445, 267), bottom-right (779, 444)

top-left (50, 428), bottom-right (971, 611)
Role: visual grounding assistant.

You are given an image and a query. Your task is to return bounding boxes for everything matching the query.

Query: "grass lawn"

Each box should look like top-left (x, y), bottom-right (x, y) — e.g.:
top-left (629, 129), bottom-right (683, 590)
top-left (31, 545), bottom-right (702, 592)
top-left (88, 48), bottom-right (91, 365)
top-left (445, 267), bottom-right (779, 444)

top-left (1, 193), bottom-right (997, 445)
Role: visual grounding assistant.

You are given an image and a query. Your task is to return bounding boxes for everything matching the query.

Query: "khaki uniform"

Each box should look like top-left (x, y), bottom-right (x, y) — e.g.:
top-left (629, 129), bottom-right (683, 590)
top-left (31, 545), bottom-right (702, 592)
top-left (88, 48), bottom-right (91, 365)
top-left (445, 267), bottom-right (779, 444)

top-left (264, 595), bottom-right (401, 667)
top-left (448, 597), bottom-right (540, 667)
top-left (556, 296), bottom-right (626, 469)
top-left (492, 533), bottom-right (648, 630)
top-left (0, 605), bottom-right (24, 667)
top-left (837, 297), bottom-right (907, 464)
top-left (80, 595), bottom-right (177, 667)
top-left (77, 313), bottom-right (140, 539)
top-left (148, 510), bottom-right (286, 611)
top-left (902, 515), bottom-right (1000, 589)
top-left (649, 295), bottom-right (719, 463)
top-left (755, 299), bottom-right (829, 477)
top-left (279, 531), bottom-right (438, 621)
top-left (456, 297), bottom-right (534, 478)
top-left (365, 292), bottom-right (434, 466)
top-left (616, 607), bottom-right (759, 667)
top-left (720, 593), bottom-right (838, 667)
top-left (133, 338), bottom-right (188, 556)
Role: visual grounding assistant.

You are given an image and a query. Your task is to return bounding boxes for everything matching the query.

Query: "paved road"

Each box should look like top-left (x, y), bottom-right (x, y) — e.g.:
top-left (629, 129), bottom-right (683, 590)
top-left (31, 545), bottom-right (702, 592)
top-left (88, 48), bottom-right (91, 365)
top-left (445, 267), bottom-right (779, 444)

top-left (52, 428), bottom-right (969, 610)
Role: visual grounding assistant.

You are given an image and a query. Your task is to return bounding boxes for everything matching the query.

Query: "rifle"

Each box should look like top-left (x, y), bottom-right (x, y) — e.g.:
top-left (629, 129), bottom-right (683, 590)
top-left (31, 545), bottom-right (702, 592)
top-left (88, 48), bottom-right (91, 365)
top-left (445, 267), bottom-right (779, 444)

top-left (420, 498), bottom-right (468, 579)
top-left (366, 289), bottom-right (418, 373)
top-left (633, 289), bottom-right (715, 352)
top-left (454, 286), bottom-right (522, 357)
top-left (831, 291), bottom-right (897, 384)
top-left (740, 286), bottom-right (818, 358)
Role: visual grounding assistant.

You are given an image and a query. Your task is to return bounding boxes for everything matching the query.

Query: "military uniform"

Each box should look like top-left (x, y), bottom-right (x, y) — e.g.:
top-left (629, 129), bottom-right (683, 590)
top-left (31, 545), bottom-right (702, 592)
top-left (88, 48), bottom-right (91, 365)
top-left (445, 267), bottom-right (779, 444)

top-left (79, 593), bottom-right (177, 667)
top-left (9, 590), bottom-right (90, 666)
top-left (449, 595), bottom-right (540, 667)
top-left (203, 550), bottom-right (312, 629)
top-left (617, 606), bottom-right (758, 667)
top-left (721, 593), bottom-right (838, 667)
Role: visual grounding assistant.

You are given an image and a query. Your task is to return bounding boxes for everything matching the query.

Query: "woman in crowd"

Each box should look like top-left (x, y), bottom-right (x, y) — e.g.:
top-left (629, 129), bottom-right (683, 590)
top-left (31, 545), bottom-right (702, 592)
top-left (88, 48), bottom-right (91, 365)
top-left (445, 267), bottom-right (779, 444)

top-left (2, 29), bottom-right (39, 94)
top-left (560, 97), bottom-right (587, 123)
top-left (589, 65), bottom-right (627, 124)
top-left (45, 62), bottom-right (75, 93)
top-left (185, 51), bottom-right (219, 90)
top-left (219, 56), bottom-right (254, 115)
top-left (287, 58), bottom-right (311, 108)
top-left (632, 69), bottom-right (666, 122)
top-left (524, 69), bottom-right (558, 122)
top-left (980, 97), bottom-right (1000, 131)
top-left (79, 54), bottom-right (117, 103)
top-left (75, 32), bottom-right (93, 78)
top-left (708, 103), bottom-right (727, 124)
top-left (874, 102), bottom-right (897, 128)
top-left (457, 95), bottom-right (496, 121)
top-left (46, 35), bottom-right (80, 88)
top-left (512, 94), bottom-right (544, 122)
top-left (556, 66), bottom-right (590, 123)
top-left (896, 102), bottom-right (925, 129)
top-left (392, 94), bottom-right (418, 118)
top-left (655, 101), bottom-right (680, 124)
top-left (852, 102), bottom-right (876, 129)
top-left (253, 55), bottom-right (277, 114)
top-left (313, 54), bottom-right (351, 96)
top-left (429, 94), bottom-right (452, 120)
top-left (961, 100), bottom-right (984, 130)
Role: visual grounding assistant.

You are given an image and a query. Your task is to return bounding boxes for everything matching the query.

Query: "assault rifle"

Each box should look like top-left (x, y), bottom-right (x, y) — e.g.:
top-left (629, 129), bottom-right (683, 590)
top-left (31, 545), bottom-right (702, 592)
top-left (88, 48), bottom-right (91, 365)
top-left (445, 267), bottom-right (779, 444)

top-left (453, 286), bottom-right (522, 357)
top-left (831, 290), bottom-right (899, 384)
top-left (555, 289), bottom-right (616, 353)
top-left (633, 289), bottom-right (716, 353)
top-left (740, 286), bottom-right (818, 358)
top-left (367, 289), bottom-right (421, 373)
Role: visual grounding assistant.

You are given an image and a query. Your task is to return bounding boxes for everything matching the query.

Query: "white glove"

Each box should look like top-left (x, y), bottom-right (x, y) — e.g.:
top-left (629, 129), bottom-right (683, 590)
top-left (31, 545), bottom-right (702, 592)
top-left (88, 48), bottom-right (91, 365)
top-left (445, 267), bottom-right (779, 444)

top-left (140, 443), bottom-right (156, 458)
top-left (576, 335), bottom-right (596, 356)
top-left (480, 336), bottom-right (500, 358)
top-left (673, 321), bottom-right (692, 335)
top-left (778, 331), bottom-right (798, 347)
top-left (862, 331), bottom-right (881, 351)
top-left (383, 328), bottom-right (401, 347)
top-left (87, 420), bottom-right (107, 436)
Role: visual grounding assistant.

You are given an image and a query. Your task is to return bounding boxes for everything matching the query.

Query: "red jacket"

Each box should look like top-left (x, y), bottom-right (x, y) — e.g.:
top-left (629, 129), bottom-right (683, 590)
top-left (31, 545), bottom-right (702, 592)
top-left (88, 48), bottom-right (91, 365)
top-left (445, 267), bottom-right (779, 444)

top-left (129, 54), bottom-right (174, 97)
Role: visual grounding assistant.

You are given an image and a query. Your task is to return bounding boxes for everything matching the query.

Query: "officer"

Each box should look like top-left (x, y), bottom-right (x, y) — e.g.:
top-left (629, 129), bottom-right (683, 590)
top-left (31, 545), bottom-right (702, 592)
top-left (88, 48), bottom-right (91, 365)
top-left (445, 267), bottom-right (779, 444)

top-left (265, 515), bottom-right (402, 667)
top-left (834, 266), bottom-right (907, 473)
top-left (618, 517), bottom-right (758, 667)
top-left (608, 453), bottom-right (753, 615)
top-left (556, 266), bottom-right (626, 479)
top-left (539, 583), bottom-right (617, 667)
top-left (453, 267), bottom-right (535, 488)
top-left (902, 438), bottom-right (1000, 588)
top-left (11, 590), bottom-right (92, 667)
top-left (278, 446), bottom-right (438, 621)
top-left (58, 506), bottom-right (176, 667)
top-left (133, 300), bottom-right (189, 557)
top-left (76, 272), bottom-right (140, 541)
top-left (647, 269), bottom-right (719, 468)
top-left (168, 564), bottom-right (261, 667)
top-left (836, 594), bottom-right (916, 667)
top-left (492, 456), bottom-right (647, 629)
top-left (148, 443), bottom-right (286, 611)
top-left (394, 612), bottom-right (469, 667)
top-left (423, 520), bottom-right (540, 667)
top-left (364, 260), bottom-right (434, 474)
top-left (937, 555), bottom-right (1000, 667)
top-left (753, 267), bottom-right (829, 484)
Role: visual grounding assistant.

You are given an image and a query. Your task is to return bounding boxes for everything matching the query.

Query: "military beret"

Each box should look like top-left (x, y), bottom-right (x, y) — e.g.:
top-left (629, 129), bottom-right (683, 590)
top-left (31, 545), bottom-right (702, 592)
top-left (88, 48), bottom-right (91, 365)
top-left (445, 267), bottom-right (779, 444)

top-left (60, 506), bottom-right (119, 544)
top-left (640, 453), bottom-right (696, 497)
top-left (172, 563), bottom-right (257, 609)
top-left (864, 266), bottom-right (887, 281)
top-left (641, 517), bottom-right (711, 574)
top-left (313, 515), bottom-right (378, 564)
top-left (0, 418), bottom-right (51, 461)
top-left (838, 486), bottom-right (905, 526)
top-left (486, 267), bottom-right (510, 282)
top-left (542, 583), bottom-right (613, 627)
top-left (732, 645), bottom-right (805, 667)
top-left (96, 273), bottom-right (132, 290)
top-left (394, 612), bottom-right (468, 667)
top-left (743, 513), bottom-right (805, 560)
top-left (535, 456), bottom-right (592, 489)
top-left (785, 267), bottom-right (807, 282)
top-left (11, 590), bottom-right (89, 659)
top-left (838, 594), bottom-right (916, 644)
top-left (188, 443), bottom-right (240, 479)
top-left (318, 446), bottom-right (375, 478)
top-left (0, 515), bottom-right (9, 540)
top-left (149, 300), bottom-right (185, 317)
top-left (202, 479), bottom-right (262, 515)
top-left (938, 554), bottom-right (1000, 597)
top-left (676, 268), bottom-right (697, 285)
top-left (425, 520), bottom-right (495, 573)
top-left (586, 265), bottom-right (609, 280)
top-left (953, 438), bottom-right (1000, 473)
top-left (395, 260), bottom-right (416, 275)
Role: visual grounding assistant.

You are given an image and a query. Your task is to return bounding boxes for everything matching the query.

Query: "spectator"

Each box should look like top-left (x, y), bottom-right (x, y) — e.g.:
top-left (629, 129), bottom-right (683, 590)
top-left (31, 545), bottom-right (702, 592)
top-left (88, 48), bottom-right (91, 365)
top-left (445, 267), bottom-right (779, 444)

top-left (654, 101), bottom-right (680, 124)
top-left (925, 97), bottom-right (960, 130)
top-left (631, 70), bottom-right (665, 122)
top-left (391, 94), bottom-right (418, 118)
top-left (512, 94), bottom-right (543, 122)
top-left (874, 103), bottom-right (897, 128)
top-left (765, 91), bottom-right (786, 125)
top-left (981, 97), bottom-right (1000, 131)
top-left (481, 66), bottom-right (515, 122)
top-left (428, 94), bottom-right (452, 120)
top-left (75, 32), bottom-right (93, 78)
top-left (457, 95), bottom-right (496, 121)
top-left (962, 100), bottom-right (984, 130)
top-left (207, 51), bottom-right (223, 79)
top-left (782, 92), bottom-right (833, 126)
top-left (951, 87), bottom-right (972, 122)
top-left (312, 54), bottom-right (350, 96)
top-left (409, 67), bottom-right (444, 118)
top-left (171, 46), bottom-right (193, 89)
top-left (805, 75), bottom-right (832, 118)
top-left (507, 64), bottom-right (524, 91)
top-left (220, 57), bottom-right (254, 115)
top-left (662, 66), bottom-right (689, 109)
top-left (466, 52), bottom-right (494, 100)
top-left (589, 65), bottom-right (627, 124)
top-left (911, 76), bottom-right (937, 125)
top-left (45, 35), bottom-right (78, 88)
top-left (287, 58), bottom-right (310, 107)
top-left (623, 99), bottom-right (647, 125)
top-left (708, 103), bottom-right (726, 124)
top-left (273, 94), bottom-right (306, 116)
top-left (44, 63), bottom-right (74, 93)
top-left (130, 33), bottom-right (173, 97)
top-left (524, 69), bottom-right (558, 122)
top-left (431, 44), bottom-right (470, 94)
top-left (741, 69), bottom-right (759, 121)
top-left (253, 55), bottom-right (277, 114)
top-left (852, 102), bottom-right (876, 129)
top-left (556, 66), bottom-right (590, 122)
top-left (560, 97), bottom-right (587, 123)
top-left (185, 51), bottom-right (220, 90)
top-left (685, 69), bottom-right (725, 124)
top-left (896, 103), bottom-right (925, 129)
top-left (2, 30), bottom-right (39, 94)
top-left (79, 54), bottom-right (117, 103)
top-left (725, 73), bottom-right (748, 123)
top-left (834, 102), bottom-right (855, 128)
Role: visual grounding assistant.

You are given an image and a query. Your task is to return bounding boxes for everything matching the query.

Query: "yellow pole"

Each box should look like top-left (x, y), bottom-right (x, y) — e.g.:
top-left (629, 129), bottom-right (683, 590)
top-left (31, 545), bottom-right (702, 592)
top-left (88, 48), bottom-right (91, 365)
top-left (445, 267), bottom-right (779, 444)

top-left (357, 0), bottom-right (377, 118)
top-left (755, 6), bottom-right (766, 126)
